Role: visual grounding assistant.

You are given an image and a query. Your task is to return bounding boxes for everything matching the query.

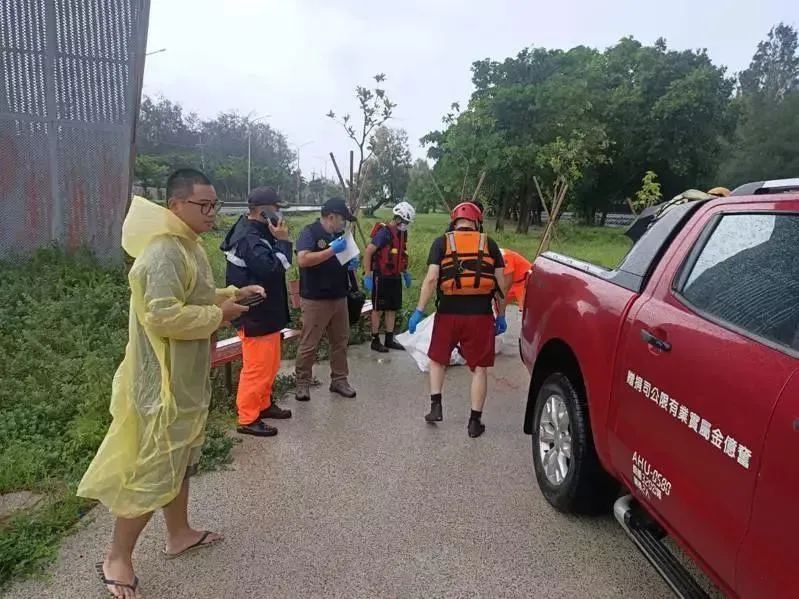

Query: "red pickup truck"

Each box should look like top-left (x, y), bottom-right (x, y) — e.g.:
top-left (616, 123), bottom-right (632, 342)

top-left (519, 179), bottom-right (799, 598)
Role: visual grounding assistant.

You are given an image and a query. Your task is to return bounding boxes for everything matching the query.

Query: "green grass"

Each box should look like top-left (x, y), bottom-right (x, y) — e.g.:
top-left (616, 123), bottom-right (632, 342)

top-left (0, 211), bottom-right (630, 589)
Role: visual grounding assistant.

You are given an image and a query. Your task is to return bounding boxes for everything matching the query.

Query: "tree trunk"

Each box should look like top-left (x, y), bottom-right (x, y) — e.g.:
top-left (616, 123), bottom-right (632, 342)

top-left (363, 197), bottom-right (389, 217)
top-left (531, 191), bottom-right (542, 227)
top-left (600, 211), bottom-right (608, 227)
top-left (516, 180), bottom-right (533, 234)
top-left (495, 190), bottom-right (508, 232)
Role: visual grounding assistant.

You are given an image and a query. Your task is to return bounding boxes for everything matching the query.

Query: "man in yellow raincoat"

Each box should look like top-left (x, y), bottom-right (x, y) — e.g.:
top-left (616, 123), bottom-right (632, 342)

top-left (78, 169), bottom-right (263, 599)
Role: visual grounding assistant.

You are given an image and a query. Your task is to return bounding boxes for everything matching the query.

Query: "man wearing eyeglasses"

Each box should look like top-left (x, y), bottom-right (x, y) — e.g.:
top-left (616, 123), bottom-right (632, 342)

top-left (79, 169), bottom-right (264, 598)
top-left (220, 186), bottom-right (294, 437)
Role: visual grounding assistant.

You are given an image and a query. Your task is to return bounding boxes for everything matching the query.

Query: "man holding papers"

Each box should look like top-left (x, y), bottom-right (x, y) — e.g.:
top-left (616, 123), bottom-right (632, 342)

top-left (293, 197), bottom-right (360, 402)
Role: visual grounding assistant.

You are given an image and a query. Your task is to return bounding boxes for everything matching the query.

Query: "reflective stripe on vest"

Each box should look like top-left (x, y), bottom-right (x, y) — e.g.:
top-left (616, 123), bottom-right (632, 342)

top-left (225, 238), bottom-right (290, 271)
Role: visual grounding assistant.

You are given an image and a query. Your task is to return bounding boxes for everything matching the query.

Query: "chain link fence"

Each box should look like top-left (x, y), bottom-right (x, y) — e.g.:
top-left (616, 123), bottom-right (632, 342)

top-left (0, 0), bottom-right (150, 263)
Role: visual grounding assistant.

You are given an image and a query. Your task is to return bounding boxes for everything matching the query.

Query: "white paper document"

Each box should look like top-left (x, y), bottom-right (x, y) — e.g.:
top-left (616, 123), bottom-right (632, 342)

top-left (335, 230), bottom-right (360, 265)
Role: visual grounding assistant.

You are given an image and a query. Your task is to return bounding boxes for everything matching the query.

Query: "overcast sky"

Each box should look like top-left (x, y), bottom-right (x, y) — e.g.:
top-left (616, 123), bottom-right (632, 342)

top-left (142, 0), bottom-right (796, 179)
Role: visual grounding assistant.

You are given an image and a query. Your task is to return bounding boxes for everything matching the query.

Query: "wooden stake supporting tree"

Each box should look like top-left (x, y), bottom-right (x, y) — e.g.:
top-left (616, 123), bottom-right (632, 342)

top-left (328, 150), bottom-right (370, 247)
top-left (532, 176), bottom-right (568, 259)
top-left (426, 168), bottom-right (454, 211)
top-left (425, 167), bottom-right (485, 214)
top-left (471, 170), bottom-right (486, 203)
top-left (533, 175), bottom-right (561, 245)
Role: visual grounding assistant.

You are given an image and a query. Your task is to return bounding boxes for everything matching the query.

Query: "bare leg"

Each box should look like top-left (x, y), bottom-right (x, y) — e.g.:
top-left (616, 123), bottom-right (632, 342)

top-left (371, 310), bottom-right (382, 335)
top-left (471, 367), bottom-right (488, 412)
top-left (429, 360), bottom-right (446, 395)
top-left (103, 513), bottom-right (152, 598)
top-left (163, 478), bottom-right (222, 554)
top-left (385, 310), bottom-right (396, 333)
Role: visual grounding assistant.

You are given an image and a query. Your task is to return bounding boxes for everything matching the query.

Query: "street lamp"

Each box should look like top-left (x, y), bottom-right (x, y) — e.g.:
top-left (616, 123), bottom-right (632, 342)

top-left (146, 48), bottom-right (167, 56)
top-left (314, 154), bottom-right (329, 181)
top-left (290, 141), bottom-right (313, 204)
top-left (247, 113), bottom-right (270, 194)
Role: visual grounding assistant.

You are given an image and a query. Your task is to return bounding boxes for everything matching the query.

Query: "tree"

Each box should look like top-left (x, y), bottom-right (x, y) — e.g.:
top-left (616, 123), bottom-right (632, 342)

top-left (134, 154), bottom-right (169, 200)
top-left (423, 36), bottom-right (735, 231)
top-left (632, 170), bottom-right (663, 212)
top-left (327, 74), bottom-right (396, 207)
top-left (405, 159), bottom-right (441, 213)
top-left (739, 23), bottom-right (799, 100)
top-left (362, 126), bottom-right (412, 215)
top-left (133, 95), bottom-right (297, 202)
top-left (719, 24), bottom-right (799, 185)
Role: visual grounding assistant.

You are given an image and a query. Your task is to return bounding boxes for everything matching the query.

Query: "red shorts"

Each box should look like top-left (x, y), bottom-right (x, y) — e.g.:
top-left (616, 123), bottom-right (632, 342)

top-left (427, 313), bottom-right (495, 370)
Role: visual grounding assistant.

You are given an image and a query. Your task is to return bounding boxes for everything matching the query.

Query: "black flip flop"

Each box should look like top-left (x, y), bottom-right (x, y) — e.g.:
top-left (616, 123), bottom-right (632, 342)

top-left (162, 530), bottom-right (221, 560)
top-left (95, 562), bottom-right (139, 598)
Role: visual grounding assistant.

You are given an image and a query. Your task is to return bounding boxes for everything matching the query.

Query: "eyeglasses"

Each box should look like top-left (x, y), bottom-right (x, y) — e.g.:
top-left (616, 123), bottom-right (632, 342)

top-left (186, 200), bottom-right (222, 216)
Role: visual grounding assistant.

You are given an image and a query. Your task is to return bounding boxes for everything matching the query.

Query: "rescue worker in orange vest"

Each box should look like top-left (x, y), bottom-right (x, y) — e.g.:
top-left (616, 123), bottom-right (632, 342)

top-left (220, 187), bottom-right (293, 437)
top-left (407, 201), bottom-right (507, 438)
top-left (499, 247), bottom-right (532, 307)
top-left (363, 201), bottom-right (416, 353)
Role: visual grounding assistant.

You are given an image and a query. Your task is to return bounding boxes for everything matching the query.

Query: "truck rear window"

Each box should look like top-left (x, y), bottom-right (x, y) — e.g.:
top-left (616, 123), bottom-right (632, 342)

top-left (677, 213), bottom-right (799, 352)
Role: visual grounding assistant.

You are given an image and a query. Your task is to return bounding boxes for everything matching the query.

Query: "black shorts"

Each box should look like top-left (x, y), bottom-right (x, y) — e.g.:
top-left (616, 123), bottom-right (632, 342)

top-left (372, 275), bottom-right (402, 311)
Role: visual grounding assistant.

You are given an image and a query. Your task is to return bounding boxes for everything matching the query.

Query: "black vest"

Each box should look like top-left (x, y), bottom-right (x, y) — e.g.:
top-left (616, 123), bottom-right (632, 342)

top-left (299, 220), bottom-right (348, 300)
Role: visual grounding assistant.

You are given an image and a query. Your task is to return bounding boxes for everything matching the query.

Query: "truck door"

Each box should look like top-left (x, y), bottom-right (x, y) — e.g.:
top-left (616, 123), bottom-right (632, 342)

top-left (735, 367), bottom-right (799, 599)
top-left (608, 206), bottom-right (799, 587)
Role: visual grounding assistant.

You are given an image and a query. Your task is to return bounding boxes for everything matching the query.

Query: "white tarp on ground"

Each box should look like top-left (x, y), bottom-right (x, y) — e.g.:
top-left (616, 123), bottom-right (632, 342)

top-left (396, 306), bottom-right (521, 372)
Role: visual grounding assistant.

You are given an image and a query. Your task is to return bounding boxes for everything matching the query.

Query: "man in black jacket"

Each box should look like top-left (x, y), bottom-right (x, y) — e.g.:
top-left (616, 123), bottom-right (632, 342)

top-left (220, 187), bottom-right (293, 437)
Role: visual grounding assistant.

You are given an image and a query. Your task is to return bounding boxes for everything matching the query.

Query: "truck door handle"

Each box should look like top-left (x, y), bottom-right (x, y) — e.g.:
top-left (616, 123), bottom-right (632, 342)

top-left (640, 329), bottom-right (671, 352)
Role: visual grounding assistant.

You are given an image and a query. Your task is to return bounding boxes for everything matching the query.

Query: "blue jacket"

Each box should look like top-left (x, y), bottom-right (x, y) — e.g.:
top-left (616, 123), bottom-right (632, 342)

top-left (220, 216), bottom-right (292, 336)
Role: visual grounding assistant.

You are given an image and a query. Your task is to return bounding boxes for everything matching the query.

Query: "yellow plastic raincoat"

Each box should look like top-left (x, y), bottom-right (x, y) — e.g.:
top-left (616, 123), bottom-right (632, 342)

top-left (77, 196), bottom-right (236, 518)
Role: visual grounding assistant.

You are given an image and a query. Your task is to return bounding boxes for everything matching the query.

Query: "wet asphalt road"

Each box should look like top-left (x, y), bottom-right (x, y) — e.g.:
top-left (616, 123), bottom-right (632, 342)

top-left (3, 311), bottom-right (676, 599)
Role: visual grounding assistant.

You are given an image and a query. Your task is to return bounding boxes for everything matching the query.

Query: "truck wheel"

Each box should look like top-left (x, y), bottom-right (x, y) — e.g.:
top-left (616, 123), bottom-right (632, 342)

top-left (531, 372), bottom-right (618, 515)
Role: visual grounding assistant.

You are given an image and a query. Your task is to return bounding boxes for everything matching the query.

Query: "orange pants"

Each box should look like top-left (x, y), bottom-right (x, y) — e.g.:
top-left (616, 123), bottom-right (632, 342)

top-left (506, 282), bottom-right (526, 307)
top-left (236, 330), bottom-right (281, 425)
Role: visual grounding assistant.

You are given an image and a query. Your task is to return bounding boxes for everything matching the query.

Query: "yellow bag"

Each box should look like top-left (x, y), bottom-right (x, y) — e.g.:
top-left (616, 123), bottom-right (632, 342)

top-left (77, 196), bottom-right (236, 518)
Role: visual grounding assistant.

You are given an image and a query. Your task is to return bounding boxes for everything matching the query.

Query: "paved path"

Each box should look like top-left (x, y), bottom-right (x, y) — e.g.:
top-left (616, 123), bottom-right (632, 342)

top-left (4, 313), bottom-right (675, 599)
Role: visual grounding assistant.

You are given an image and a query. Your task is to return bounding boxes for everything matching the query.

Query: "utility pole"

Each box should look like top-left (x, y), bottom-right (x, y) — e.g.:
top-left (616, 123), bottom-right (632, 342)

top-left (247, 113), bottom-right (270, 194)
top-left (291, 141), bottom-right (313, 204)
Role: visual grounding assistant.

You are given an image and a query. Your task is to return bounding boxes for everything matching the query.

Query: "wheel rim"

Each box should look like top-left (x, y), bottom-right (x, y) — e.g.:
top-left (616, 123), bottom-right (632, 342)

top-left (538, 394), bottom-right (572, 486)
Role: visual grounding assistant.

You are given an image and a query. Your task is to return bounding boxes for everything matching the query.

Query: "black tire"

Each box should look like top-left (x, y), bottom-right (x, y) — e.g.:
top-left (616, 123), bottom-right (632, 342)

top-left (531, 372), bottom-right (618, 515)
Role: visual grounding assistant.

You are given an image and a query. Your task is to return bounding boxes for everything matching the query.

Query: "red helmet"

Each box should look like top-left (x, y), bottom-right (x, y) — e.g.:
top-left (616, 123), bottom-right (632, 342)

top-left (450, 202), bottom-right (483, 223)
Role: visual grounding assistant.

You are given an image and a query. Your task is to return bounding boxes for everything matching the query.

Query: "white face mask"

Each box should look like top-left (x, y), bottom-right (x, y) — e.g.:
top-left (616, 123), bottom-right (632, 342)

top-left (397, 223), bottom-right (408, 232)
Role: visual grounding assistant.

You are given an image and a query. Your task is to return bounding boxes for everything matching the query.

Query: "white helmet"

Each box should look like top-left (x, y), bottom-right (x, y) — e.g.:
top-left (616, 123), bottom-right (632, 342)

top-left (392, 201), bottom-right (416, 223)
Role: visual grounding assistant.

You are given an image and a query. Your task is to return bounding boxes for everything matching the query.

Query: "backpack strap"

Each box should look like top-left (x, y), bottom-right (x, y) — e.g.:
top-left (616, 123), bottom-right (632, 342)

top-left (445, 231), bottom-right (462, 289)
top-left (473, 233), bottom-right (487, 288)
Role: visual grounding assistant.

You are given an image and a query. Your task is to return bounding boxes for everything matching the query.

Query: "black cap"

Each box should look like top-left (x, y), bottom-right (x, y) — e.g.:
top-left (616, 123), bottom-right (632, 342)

top-left (321, 196), bottom-right (357, 222)
top-left (248, 186), bottom-right (286, 207)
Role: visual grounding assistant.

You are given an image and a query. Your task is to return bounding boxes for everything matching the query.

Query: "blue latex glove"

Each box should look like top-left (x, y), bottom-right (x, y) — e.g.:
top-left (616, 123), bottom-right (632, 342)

top-left (402, 271), bottom-right (412, 288)
top-left (330, 236), bottom-right (347, 254)
top-left (495, 315), bottom-right (507, 336)
top-left (346, 256), bottom-right (360, 271)
top-left (364, 273), bottom-right (374, 292)
top-left (408, 309), bottom-right (425, 334)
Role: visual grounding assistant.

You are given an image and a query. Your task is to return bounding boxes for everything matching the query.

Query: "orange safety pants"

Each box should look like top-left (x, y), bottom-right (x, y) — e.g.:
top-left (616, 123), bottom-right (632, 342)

top-left (236, 330), bottom-right (281, 425)
top-left (506, 282), bottom-right (526, 307)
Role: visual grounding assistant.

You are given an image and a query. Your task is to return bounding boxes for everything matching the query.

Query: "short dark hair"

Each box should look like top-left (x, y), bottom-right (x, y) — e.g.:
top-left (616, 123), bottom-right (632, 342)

top-left (166, 168), bottom-right (212, 201)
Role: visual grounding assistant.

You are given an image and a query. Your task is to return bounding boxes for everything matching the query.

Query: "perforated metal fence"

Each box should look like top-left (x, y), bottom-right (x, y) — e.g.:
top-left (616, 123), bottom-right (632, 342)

top-left (0, 0), bottom-right (150, 262)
